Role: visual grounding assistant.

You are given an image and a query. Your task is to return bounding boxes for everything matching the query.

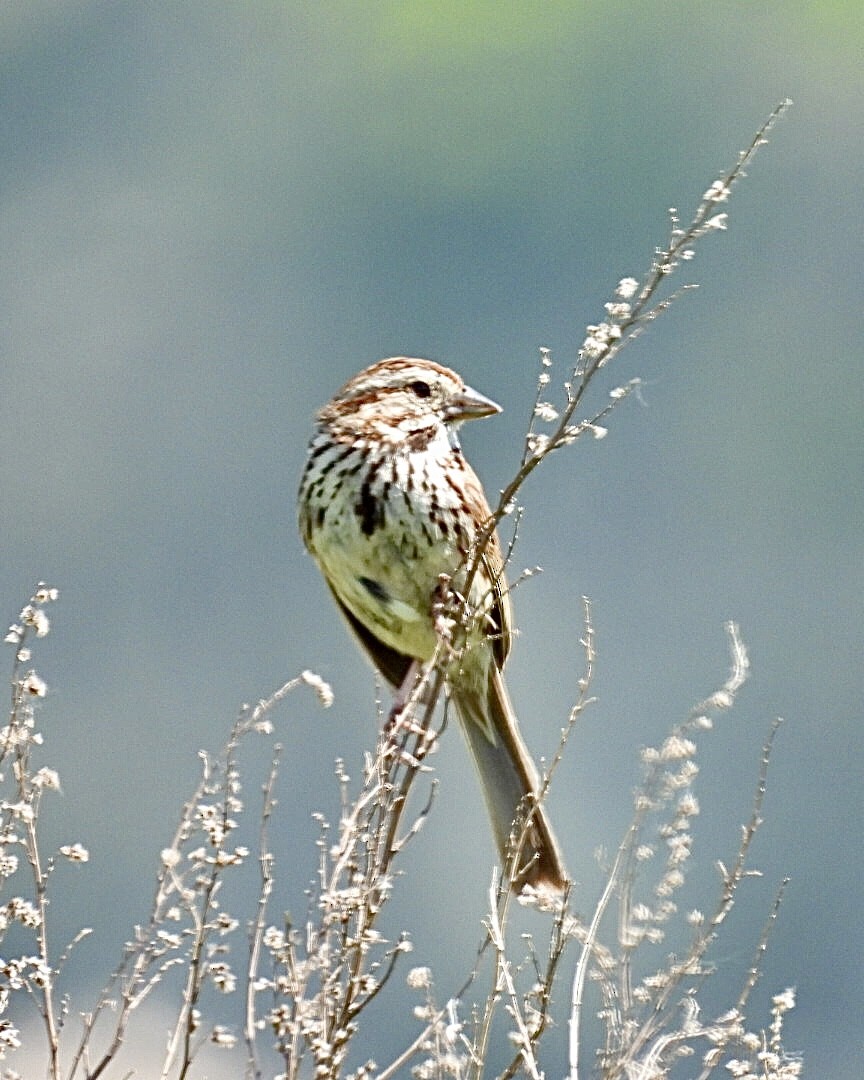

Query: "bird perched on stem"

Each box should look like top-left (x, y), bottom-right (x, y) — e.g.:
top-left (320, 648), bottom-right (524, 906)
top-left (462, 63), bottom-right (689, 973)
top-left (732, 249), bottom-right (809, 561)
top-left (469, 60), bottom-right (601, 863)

top-left (298, 357), bottom-right (567, 899)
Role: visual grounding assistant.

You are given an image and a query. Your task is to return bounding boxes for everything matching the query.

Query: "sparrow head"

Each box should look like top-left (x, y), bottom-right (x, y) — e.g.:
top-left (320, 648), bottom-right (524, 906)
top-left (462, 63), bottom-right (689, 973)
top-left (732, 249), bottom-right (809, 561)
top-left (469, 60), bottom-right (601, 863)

top-left (318, 357), bottom-right (500, 446)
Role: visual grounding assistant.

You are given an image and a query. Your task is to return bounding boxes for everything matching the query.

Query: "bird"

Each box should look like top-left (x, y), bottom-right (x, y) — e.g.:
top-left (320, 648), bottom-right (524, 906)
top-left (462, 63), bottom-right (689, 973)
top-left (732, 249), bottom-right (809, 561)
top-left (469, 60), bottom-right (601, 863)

top-left (298, 357), bottom-right (567, 898)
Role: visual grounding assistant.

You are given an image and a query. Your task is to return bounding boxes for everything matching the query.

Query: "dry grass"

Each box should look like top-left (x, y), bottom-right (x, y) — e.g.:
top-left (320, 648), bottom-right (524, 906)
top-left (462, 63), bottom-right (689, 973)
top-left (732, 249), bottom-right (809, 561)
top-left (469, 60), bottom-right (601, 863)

top-left (0, 104), bottom-right (800, 1079)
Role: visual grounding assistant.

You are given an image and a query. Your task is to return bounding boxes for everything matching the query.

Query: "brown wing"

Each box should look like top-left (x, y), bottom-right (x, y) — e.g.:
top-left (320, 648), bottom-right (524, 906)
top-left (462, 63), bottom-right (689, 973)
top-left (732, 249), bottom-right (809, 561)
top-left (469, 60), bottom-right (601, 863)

top-left (452, 451), bottom-right (513, 671)
top-left (326, 582), bottom-right (414, 688)
top-left (479, 529), bottom-right (513, 671)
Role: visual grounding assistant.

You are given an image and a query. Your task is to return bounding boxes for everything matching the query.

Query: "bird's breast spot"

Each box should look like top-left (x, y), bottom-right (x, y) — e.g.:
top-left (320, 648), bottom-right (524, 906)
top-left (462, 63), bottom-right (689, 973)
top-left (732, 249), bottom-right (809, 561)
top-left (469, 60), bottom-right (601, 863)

top-left (357, 576), bottom-right (422, 624)
top-left (358, 575), bottom-right (388, 604)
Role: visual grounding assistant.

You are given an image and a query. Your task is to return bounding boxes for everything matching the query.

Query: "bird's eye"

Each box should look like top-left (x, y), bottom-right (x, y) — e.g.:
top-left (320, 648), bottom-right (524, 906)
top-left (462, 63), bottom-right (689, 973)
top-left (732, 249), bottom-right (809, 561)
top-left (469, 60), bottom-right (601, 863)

top-left (409, 379), bottom-right (432, 398)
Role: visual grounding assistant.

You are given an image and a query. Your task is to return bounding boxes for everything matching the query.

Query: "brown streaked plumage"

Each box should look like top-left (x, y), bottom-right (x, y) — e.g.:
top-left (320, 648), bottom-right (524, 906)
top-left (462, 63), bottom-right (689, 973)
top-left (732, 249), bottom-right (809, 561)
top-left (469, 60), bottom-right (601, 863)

top-left (298, 357), bottom-right (567, 898)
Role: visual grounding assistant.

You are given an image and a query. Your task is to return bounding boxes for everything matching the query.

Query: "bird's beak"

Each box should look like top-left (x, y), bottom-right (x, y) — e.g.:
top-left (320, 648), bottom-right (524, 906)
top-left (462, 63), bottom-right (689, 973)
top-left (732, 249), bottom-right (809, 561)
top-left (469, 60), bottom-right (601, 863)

top-left (447, 384), bottom-right (502, 422)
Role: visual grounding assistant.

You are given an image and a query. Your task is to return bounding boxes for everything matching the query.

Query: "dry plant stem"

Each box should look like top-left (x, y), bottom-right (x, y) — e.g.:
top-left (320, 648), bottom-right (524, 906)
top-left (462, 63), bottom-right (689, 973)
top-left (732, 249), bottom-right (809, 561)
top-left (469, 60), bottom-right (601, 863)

top-left (69, 678), bottom-right (306, 1080)
top-left (374, 880), bottom-right (504, 1080)
top-left (161, 780), bottom-right (223, 1079)
top-left (471, 603), bottom-right (594, 1078)
top-left (381, 105), bottom-right (788, 1078)
top-left (463, 100), bottom-right (791, 611)
top-left (274, 665), bottom-right (444, 1080)
top-left (486, 874), bottom-right (542, 1080)
top-left (735, 874), bottom-right (790, 1018)
top-left (379, 600), bottom-right (590, 1080)
top-left (25, 811), bottom-right (60, 1079)
top-left (8, 634), bottom-right (62, 1080)
top-left (164, 737), bottom-right (245, 1079)
top-left (568, 811), bottom-right (635, 1080)
top-left (5, 106), bottom-right (792, 1079)
top-left (713, 716), bottom-right (782, 928)
top-left (280, 630), bottom-right (522, 1080)
top-left (540, 596), bottom-right (596, 803)
top-left (498, 898), bottom-right (571, 1080)
top-left (376, 1027), bottom-right (452, 1080)
top-left (602, 669), bottom-right (784, 1079)
top-left (568, 622), bottom-right (751, 1080)
top-left (245, 747), bottom-right (282, 1080)
top-left (70, 774), bottom-right (209, 1080)
top-left (472, 874), bottom-right (514, 1077)
top-left (609, 636), bottom-right (755, 1076)
top-left (690, 877), bottom-right (791, 1080)
top-left (380, 662), bottom-right (445, 862)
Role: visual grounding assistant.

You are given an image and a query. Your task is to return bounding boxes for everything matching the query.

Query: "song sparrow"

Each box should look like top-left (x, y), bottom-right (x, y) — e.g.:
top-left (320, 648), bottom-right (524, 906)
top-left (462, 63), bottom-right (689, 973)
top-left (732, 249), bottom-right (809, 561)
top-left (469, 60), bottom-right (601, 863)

top-left (298, 357), bottom-right (567, 897)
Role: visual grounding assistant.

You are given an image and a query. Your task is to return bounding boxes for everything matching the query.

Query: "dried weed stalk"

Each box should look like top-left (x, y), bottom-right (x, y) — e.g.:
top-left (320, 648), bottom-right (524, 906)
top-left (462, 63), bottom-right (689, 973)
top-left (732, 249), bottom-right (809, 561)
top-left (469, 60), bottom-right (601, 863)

top-left (0, 103), bottom-right (800, 1079)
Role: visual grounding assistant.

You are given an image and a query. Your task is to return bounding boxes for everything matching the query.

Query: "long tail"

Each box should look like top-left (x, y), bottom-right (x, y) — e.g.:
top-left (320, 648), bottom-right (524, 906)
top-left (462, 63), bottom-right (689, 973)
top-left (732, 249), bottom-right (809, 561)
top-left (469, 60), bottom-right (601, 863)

top-left (453, 668), bottom-right (568, 899)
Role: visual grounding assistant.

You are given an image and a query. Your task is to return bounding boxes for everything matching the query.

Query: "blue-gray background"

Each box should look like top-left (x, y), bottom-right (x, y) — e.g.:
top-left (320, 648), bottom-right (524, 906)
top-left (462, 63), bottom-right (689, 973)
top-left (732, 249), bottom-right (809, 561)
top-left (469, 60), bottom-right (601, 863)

top-left (1, 2), bottom-right (861, 1075)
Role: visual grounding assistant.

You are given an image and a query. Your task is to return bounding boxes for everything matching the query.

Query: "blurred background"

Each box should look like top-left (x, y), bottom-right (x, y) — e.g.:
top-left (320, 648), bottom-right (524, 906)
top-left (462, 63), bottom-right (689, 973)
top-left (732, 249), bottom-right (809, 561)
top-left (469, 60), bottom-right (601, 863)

top-left (1, 2), bottom-right (861, 1075)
